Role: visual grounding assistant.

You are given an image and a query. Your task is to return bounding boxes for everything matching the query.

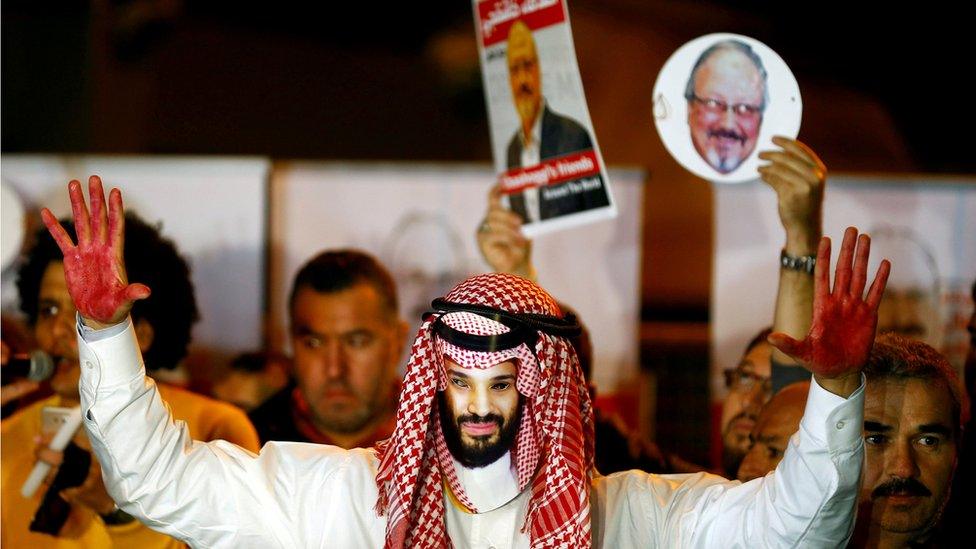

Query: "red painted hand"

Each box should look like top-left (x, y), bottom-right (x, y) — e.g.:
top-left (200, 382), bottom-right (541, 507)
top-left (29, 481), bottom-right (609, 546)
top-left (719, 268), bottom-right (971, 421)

top-left (40, 176), bottom-right (150, 328)
top-left (768, 227), bottom-right (891, 392)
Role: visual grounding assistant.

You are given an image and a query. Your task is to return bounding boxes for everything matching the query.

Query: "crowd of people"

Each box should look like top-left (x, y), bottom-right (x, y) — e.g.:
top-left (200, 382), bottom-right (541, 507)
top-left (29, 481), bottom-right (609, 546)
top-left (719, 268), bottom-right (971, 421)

top-left (0, 137), bottom-right (971, 548)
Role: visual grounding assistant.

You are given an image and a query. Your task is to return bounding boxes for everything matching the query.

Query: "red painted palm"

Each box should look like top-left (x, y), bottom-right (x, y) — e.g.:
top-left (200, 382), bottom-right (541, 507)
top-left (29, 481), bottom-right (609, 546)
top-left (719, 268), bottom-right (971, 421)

top-left (769, 227), bottom-right (891, 382)
top-left (41, 176), bottom-right (150, 326)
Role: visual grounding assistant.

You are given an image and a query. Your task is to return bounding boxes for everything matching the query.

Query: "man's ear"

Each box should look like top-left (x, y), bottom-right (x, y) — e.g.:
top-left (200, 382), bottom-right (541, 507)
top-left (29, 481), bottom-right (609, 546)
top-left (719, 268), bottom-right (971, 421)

top-left (133, 318), bottom-right (155, 353)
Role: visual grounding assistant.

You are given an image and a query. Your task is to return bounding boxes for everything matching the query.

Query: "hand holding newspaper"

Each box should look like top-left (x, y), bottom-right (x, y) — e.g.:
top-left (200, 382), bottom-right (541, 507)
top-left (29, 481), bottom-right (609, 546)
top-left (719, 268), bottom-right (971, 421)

top-left (472, 0), bottom-right (616, 237)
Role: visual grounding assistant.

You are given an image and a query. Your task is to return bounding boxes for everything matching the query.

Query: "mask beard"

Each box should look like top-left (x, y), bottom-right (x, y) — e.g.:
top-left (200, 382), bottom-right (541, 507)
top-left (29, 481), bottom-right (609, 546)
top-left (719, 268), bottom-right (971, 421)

top-left (438, 392), bottom-right (522, 468)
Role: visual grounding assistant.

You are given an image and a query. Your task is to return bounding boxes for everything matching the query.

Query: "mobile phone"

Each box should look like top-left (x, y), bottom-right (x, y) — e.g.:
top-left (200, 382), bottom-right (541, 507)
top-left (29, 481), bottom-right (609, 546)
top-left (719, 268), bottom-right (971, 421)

top-left (40, 406), bottom-right (75, 436)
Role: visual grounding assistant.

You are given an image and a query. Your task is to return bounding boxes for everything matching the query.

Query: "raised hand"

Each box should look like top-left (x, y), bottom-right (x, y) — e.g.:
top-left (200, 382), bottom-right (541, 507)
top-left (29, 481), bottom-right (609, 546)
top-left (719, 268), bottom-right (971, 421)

top-left (476, 184), bottom-right (534, 279)
top-left (768, 227), bottom-right (891, 397)
top-left (757, 136), bottom-right (825, 254)
top-left (758, 137), bottom-right (826, 367)
top-left (40, 176), bottom-right (150, 328)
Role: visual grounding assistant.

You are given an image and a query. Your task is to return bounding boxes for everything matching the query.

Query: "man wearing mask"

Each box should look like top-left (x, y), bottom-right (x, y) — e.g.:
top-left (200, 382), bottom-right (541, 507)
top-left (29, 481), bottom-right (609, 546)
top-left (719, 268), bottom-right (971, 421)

top-left (39, 176), bottom-right (888, 547)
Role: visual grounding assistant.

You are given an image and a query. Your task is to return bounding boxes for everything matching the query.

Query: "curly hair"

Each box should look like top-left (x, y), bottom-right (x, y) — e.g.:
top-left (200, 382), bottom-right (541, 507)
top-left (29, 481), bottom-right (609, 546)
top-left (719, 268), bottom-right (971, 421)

top-left (17, 213), bottom-right (199, 370)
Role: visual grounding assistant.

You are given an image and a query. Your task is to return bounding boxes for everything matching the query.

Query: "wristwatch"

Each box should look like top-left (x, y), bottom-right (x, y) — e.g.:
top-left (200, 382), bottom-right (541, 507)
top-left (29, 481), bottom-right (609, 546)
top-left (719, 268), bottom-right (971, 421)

top-left (780, 249), bottom-right (816, 274)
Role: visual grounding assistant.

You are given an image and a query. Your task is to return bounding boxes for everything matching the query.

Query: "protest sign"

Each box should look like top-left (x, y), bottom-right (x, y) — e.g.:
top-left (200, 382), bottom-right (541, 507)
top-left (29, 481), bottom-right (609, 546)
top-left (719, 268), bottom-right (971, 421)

top-left (654, 33), bottom-right (802, 184)
top-left (474, 0), bottom-right (615, 236)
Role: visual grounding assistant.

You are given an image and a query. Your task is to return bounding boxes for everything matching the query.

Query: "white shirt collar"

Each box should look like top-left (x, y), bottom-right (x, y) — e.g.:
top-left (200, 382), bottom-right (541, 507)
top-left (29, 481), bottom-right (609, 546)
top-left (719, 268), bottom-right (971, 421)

top-left (452, 451), bottom-right (520, 512)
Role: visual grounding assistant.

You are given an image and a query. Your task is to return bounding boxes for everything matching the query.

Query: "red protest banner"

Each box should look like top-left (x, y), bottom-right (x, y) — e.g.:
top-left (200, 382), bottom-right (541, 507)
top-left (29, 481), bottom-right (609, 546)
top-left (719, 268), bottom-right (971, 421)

top-left (476, 0), bottom-right (566, 48)
top-left (499, 150), bottom-right (600, 193)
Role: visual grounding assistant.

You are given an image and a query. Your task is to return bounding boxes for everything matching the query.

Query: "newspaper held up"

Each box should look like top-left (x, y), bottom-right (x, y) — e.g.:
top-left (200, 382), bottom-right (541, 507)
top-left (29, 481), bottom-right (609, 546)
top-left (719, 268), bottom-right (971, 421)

top-left (473, 0), bottom-right (616, 237)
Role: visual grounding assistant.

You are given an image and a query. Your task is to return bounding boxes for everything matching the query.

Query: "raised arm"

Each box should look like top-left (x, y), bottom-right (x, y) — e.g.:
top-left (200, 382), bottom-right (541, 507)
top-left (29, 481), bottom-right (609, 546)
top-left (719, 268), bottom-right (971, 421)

top-left (758, 137), bottom-right (824, 377)
top-left (476, 184), bottom-right (535, 279)
top-left (632, 227), bottom-right (890, 547)
top-left (40, 177), bottom-right (150, 329)
top-left (40, 178), bottom-right (321, 546)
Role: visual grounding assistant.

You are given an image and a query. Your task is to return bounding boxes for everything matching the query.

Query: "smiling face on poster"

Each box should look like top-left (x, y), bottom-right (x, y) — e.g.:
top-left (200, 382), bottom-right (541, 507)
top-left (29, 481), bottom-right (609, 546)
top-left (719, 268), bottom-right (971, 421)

top-left (653, 34), bottom-right (802, 183)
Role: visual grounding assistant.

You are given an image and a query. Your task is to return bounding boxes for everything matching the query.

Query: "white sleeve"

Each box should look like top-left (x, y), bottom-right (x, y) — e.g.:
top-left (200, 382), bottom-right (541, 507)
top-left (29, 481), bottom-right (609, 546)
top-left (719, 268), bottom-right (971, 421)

top-left (593, 374), bottom-right (863, 548)
top-left (76, 317), bottom-right (302, 547)
top-left (677, 375), bottom-right (864, 547)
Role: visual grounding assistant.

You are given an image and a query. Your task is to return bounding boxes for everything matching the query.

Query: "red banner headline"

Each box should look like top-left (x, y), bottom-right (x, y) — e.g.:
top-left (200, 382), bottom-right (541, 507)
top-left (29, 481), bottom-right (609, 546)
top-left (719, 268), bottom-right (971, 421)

top-left (499, 150), bottom-right (601, 194)
top-left (476, 0), bottom-right (566, 47)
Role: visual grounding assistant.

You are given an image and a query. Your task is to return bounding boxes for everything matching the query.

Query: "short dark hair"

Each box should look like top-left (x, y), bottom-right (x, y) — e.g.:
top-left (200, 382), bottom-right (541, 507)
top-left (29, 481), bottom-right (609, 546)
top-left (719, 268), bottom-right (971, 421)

top-left (865, 333), bottom-right (970, 435)
top-left (229, 350), bottom-right (288, 373)
top-left (684, 39), bottom-right (769, 111)
top-left (17, 213), bottom-right (199, 371)
top-left (288, 249), bottom-right (398, 319)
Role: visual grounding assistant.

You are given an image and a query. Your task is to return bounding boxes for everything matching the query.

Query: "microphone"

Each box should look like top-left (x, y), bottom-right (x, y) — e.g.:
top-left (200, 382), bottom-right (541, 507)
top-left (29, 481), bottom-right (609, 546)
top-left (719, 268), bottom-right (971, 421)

top-left (2, 350), bottom-right (56, 383)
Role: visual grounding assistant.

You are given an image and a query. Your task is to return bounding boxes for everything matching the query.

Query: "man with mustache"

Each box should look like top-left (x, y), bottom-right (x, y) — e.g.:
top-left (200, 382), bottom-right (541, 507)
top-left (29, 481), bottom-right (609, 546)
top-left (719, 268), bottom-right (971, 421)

top-left (439, 383), bottom-right (520, 469)
top-left (685, 39), bottom-right (768, 175)
top-left (503, 20), bottom-right (607, 223)
top-left (852, 334), bottom-right (969, 547)
top-left (247, 250), bottom-right (409, 447)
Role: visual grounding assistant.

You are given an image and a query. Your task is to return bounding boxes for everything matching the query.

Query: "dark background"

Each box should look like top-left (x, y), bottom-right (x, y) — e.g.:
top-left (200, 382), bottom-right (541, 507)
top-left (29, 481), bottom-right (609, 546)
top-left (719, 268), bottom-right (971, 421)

top-left (4, 0), bottom-right (971, 466)
top-left (4, 1), bottom-right (971, 169)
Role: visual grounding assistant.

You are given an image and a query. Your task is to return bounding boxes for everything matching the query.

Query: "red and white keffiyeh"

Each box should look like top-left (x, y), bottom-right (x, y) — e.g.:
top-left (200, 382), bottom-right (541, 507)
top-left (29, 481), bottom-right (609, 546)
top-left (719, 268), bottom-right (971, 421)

top-left (374, 273), bottom-right (594, 548)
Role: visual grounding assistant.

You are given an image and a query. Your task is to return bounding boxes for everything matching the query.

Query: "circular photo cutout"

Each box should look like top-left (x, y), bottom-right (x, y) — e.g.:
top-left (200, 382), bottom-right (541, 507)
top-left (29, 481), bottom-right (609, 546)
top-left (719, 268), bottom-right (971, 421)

top-left (653, 33), bottom-right (802, 184)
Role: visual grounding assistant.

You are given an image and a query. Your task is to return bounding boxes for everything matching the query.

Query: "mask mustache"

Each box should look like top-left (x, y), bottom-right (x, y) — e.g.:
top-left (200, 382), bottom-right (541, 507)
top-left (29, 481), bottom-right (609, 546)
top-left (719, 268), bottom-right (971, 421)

top-left (457, 413), bottom-right (503, 429)
top-left (872, 477), bottom-right (931, 499)
top-left (708, 128), bottom-right (746, 144)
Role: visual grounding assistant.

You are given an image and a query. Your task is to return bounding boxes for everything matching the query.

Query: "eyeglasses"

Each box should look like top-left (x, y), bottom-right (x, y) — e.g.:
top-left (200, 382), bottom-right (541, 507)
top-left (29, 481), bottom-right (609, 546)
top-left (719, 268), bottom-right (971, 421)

top-left (688, 95), bottom-right (764, 119)
top-left (723, 367), bottom-right (771, 393)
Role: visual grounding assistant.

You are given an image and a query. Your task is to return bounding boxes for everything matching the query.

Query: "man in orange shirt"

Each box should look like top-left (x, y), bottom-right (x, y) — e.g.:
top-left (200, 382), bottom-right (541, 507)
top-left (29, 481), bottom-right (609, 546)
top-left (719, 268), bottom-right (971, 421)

top-left (2, 213), bottom-right (259, 547)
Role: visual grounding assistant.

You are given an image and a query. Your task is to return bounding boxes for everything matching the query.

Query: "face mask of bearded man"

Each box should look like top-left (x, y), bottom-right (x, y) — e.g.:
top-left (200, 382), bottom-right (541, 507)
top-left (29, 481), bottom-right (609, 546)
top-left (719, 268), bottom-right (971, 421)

top-left (374, 273), bottom-right (594, 548)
